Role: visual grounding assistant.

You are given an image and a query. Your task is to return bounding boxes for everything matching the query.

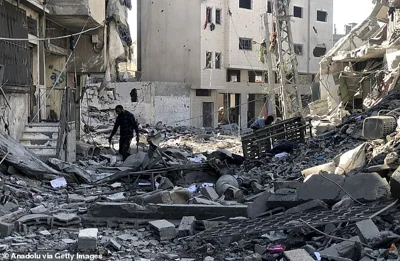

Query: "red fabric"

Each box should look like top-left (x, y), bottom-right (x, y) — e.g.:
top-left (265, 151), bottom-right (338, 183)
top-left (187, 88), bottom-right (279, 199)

top-left (204, 8), bottom-right (210, 29)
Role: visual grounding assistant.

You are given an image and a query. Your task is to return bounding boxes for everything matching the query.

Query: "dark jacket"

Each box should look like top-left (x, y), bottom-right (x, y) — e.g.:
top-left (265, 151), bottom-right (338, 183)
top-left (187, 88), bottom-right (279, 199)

top-left (111, 111), bottom-right (139, 138)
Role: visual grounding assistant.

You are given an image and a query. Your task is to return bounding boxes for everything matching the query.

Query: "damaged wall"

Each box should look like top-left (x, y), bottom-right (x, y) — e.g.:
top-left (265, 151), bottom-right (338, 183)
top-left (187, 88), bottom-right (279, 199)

top-left (82, 82), bottom-right (191, 131)
top-left (0, 94), bottom-right (29, 141)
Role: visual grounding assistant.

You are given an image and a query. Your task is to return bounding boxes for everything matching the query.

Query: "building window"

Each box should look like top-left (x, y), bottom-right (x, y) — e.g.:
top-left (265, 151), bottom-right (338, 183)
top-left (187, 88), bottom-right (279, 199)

top-left (207, 7), bottom-right (212, 23)
top-left (196, 89), bottom-right (212, 96)
top-left (215, 53), bottom-right (222, 69)
top-left (267, 1), bottom-right (272, 13)
top-left (317, 10), bottom-right (327, 22)
top-left (294, 6), bottom-right (303, 18)
top-left (294, 44), bottom-right (303, 55)
top-left (239, 0), bottom-right (252, 10)
top-left (239, 38), bottom-right (252, 50)
top-left (216, 9), bottom-right (221, 24)
top-left (227, 69), bottom-right (241, 82)
top-left (206, 52), bottom-right (212, 69)
top-left (248, 71), bottom-right (263, 83)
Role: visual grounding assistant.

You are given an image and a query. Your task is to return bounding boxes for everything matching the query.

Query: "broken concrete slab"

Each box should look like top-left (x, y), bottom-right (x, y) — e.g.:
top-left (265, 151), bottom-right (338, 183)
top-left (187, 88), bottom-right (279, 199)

top-left (285, 199), bottom-right (329, 215)
top-left (149, 219), bottom-right (176, 240)
top-left (89, 202), bottom-right (248, 220)
top-left (53, 213), bottom-right (81, 227)
top-left (273, 180), bottom-right (302, 191)
top-left (133, 190), bottom-right (173, 205)
top-left (0, 222), bottom-right (14, 237)
top-left (200, 187), bottom-right (219, 201)
top-left (267, 189), bottom-right (302, 209)
top-left (284, 249), bottom-right (314, 261)
top-left (341, 173), bottom-right (390, 201)
top-left (30, 205), bottom-right (48, 214)
top-left (178, 216), bottom-right (196, 237)
top-left (68, 194), bottom-right (98, 203)
top-left (355, 219), bottom-right (380, 244)
top-left (78, 228), bottom-right (98, 252)
top-left (247, 191), bottom-right (271, 219)
top-left (298, 174), bottom-right (345, 203)
top-left (191, 197), bottom-right (221, 205)
top-left (320, 236), bottom-right (361, 261)
top-left (17, 214), bottom-right (51, 226)
top-left (107, 238), bottom-right (121, 250)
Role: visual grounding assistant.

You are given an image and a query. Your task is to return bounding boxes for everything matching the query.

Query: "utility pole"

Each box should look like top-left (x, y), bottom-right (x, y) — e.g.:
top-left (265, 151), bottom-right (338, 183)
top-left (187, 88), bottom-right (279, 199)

top-left (273, 0), bottom-right (301, 119)
top-left (263, 12), bottom-right (276, 117)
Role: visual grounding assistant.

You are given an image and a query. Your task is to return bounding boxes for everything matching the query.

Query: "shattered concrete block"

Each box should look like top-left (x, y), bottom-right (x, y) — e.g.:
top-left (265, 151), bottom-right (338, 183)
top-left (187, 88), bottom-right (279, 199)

top-left (384, 152), bottom-right (398, 165)
top-left (284, 249), bottom-right (314, 261)
top-left (203, 257), bottom-right (214, 261)
top-left (200, 187), bottom-right (219, 201)
top-left (342, 173), bottom-right (390, 201)
top-left (273, 180), bottom-right (302, 191)
top-left (30, 205), bottom-right (48, 214)
top-left (178, 216), bottom-right (196, 237)
top-left (390, 166), bottom-right (400, 198)
top-left (0, 222), bottom-right (14, 237)
top-left (247, 191), bottom-right (271, 219)
top-left (17, 214), bottom-right (51, 226)
top-left (191, 197), bottom-right (221, 205)
top-left (298, 174), bottom-right (345, 203)
top-left (285, 199), bottom-right (329, 215)
top-left (169, 187), bottom-right (191, 204)
top-left (141, 190), bottom-right (173, 205)
top-left (53, 213), bottom-right (81, 227)
top-left (78, 228), bottom-right (98, 252)
top-left (244, 253), bottom-right (262, 261)
top-left (149, 219), bottom-right (176, 240)
top-left (320, 236), bottom-right (361, 261)
top-left (267, 189), bottom-right (302, 209)
top-left (355, 219), bottom-right (380, 244)
top-left (107, 238), bottom-right (121, 251)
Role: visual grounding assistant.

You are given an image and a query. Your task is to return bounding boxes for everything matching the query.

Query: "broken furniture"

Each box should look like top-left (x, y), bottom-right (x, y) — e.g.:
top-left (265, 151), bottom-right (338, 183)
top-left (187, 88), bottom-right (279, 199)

top-left (241, 117), bottom-right (311, 159)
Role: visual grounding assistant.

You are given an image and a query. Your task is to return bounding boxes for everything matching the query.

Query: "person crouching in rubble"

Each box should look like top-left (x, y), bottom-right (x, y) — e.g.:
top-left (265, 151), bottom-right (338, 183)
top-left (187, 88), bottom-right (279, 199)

top-left (108, 105), bottom-right (140, 161)
top-left (250, 115), bottom-right (275, 131)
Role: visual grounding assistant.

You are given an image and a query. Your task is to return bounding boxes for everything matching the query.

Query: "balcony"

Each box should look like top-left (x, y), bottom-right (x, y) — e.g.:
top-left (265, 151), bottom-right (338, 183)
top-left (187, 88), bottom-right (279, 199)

top-left (46, 0), bottom-right (105, 32)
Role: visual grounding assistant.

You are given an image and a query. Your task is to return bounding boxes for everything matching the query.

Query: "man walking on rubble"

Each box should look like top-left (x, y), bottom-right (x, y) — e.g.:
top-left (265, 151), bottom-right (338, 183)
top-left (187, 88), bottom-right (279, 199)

top-left (108, 105), bottom-right (140, 161)
top-left (250, 115), bottom-right (275, 130)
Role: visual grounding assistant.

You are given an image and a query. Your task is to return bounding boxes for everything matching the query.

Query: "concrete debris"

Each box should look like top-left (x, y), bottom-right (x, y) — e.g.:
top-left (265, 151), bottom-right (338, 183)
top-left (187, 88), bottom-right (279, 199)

top-left (149, 219), bottom-right (176, 240)
top-left (78, 228), bottom-right (98, 252)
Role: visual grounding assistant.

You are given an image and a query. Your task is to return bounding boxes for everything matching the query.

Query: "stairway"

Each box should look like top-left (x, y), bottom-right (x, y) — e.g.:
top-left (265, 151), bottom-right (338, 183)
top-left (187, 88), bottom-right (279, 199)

top-left (19, 122), bottom-right (59, 160)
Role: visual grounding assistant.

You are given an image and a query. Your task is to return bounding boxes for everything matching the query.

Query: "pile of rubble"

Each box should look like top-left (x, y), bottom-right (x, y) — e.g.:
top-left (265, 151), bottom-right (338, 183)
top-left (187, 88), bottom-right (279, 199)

top-left (1, 92), bottom-right (400, 260)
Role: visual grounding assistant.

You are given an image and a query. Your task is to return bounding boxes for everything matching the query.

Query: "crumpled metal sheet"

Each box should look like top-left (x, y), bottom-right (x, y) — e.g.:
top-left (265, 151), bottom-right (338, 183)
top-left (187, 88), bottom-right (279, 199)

top-left (47, 158), bottom-right (92, 184)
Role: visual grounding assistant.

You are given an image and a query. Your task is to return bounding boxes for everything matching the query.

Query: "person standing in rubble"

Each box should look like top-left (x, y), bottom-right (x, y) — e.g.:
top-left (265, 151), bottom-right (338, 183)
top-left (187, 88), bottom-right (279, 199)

top-left (250, 115), bottom-right (275, 130)
top-left (108, 105), bottom-right (140, 161)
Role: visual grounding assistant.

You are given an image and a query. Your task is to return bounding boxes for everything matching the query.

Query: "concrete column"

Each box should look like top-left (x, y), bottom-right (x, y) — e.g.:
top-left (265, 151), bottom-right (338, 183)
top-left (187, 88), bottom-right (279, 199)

top-left (38, 14), bottom-right (46, 122)
top-left (240, 92), bottom-right (248, 129)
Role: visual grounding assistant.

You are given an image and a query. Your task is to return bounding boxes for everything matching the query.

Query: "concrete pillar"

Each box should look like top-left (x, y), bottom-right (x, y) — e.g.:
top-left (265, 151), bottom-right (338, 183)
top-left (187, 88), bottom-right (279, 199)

top-left (240, 92), bottom-right (248, 129)
top-left (37, 14), bottom-right (46, 122)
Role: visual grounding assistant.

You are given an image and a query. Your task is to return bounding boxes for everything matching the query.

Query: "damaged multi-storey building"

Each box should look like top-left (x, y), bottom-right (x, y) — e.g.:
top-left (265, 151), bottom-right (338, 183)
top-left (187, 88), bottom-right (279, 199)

top-left (137, 0), bottom-right (333, 128)
top-left (0, 0), bottom-right (133, 160)
top-left (315, 0), bottom-right (400, 125)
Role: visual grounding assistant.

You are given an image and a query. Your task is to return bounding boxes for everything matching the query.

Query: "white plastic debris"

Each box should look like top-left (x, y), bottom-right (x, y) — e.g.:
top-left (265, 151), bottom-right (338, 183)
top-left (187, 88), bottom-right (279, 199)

top-left (50, 177), bottom-right (67, 188)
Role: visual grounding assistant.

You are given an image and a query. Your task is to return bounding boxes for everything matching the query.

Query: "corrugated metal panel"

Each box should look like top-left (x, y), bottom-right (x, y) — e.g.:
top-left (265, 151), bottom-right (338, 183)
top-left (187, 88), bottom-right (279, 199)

top-left (0, 1), bottom-right (31, 88)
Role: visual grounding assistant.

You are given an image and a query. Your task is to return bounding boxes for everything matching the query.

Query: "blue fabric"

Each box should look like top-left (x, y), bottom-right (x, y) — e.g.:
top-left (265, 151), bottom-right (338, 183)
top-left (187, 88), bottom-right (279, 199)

top-left (124, 0), bottom-right (132, 10)
top-left (250, 118), bottom-right (266, 129)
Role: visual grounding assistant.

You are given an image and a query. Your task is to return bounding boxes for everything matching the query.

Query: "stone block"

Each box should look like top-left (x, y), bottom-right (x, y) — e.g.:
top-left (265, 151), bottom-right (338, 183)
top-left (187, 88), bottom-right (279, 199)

top-left (247, 191), bottom-right (271, 219)
top-left (191, 197), bottom-right (221, 205)
top-left (78, 228), bottom-right (98, 252)
top-left (178, 216), bottom-right (196, 237)
top-left (200, 187), bottom-right (219, 201)
top-left (284, 249), bottom-right (314, 261)
top-left (342, 173), bottom-right (390, 201)
top-left (355, 219), bottom-right (380, 244)
top-left (149, 219), bottom-right (176, 240)
top-left (267, 189), bottom-right (302, 209)
top-left (298, 174), bottom-right (345, 203)
top-left (285, 199), bottom-right (329, 215)
top-left (0, 222), bottom-right (14, 237)
top-left (107, 238), bottom-right (121, 250)
top-left (30, 205), bottom-right (48, 214)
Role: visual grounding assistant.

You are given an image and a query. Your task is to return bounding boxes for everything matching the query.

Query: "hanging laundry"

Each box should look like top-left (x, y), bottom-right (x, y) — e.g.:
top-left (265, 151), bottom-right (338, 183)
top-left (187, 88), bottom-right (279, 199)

top-left (204, 8), bottom-right (210, 29)
top-left (117, 24), bottom-right (133, 46)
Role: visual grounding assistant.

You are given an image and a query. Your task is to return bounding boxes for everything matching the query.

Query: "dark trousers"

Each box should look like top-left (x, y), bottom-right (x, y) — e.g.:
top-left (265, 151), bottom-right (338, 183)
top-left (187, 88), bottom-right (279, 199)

top-left (119, 136), bottom-right (133, 161)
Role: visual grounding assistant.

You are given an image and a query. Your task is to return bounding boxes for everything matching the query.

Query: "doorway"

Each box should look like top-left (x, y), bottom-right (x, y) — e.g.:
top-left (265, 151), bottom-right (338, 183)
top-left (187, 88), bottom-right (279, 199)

top-left (202, 102), bottom-right (214, 127)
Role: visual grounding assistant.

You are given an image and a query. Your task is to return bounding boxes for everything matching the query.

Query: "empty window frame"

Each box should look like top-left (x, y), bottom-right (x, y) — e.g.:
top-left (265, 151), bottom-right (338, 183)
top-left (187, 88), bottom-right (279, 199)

top-left (207, 7), bottom-right (212, 23)
top-left (216, 9), bottom-right (221, 24)
top-left (317, 10), bottom-right (327, 22)
top-left (294, 44), bottom-right (303, 55)
top-left (248, 71), bottom-right (263, 83)
top-left (227, 69), bottom-right (241, 82)
top-left (267, 1), bottom-right (272, 13)
top-left (293, 6), bottom-right (303, 18)
top-left (196, 89), bottom-right (212, 96)
top-left (215, 53), bottom-right (222, 69)
top-left (239, 0), bottom-right (252, 10)
top-left (206, 52), bottom-right (212, 69)
top-left (239, 38), bottom-right (252, 50)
